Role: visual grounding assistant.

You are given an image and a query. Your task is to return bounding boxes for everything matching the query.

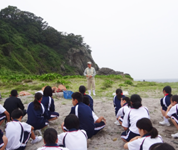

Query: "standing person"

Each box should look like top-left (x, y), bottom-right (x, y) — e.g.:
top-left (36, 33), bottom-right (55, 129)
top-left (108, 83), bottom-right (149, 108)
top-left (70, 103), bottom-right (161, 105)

top-left (159, 86), bottom-right (172, 126)
top-left (4, 90), bottom-right (26, 118)
top-left (84, 62), bottom-right (96, 96)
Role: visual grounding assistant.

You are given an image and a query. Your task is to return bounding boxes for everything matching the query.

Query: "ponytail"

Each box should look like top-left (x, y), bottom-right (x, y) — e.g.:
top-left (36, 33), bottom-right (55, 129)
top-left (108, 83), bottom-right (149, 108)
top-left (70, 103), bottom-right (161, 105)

top-left (163, 86), bottom-right (172, 97)
top-left (34, 93), bottom-right (42, 110)
top-left (116, 89), bottom-right (122, 100)
top-left (136, 118), bottom-right (158, 138)
top-left (130, 94), bottom-right (142, 109)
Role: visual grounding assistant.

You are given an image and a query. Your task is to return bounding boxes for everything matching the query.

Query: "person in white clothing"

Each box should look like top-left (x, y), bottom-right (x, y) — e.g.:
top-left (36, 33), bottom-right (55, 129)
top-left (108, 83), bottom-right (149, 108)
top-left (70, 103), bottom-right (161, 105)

top-left (83, 61), bottom-right (96, 96)
top-left (58, 114), bottom-right (87, 150)
top-left (0, 104), bottom-right (10, 125)
top-left (124, 118), bottom-right (163, 150)
top-left (6, 109), bottom-right (42, 150)
top-left (116, 97), bottom-right (131, 125)
top-left (37, 128), bottom-right (69, 150)
top-left (121, 94), bottom-right (150, 142)
top-left (165, 95), bottom-right (178, 138)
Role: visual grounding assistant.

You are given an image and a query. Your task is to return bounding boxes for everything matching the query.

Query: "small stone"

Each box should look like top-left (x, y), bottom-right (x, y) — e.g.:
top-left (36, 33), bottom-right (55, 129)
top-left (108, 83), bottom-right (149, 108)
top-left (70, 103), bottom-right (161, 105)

top-left (113, 138), bottom-right (117, 141)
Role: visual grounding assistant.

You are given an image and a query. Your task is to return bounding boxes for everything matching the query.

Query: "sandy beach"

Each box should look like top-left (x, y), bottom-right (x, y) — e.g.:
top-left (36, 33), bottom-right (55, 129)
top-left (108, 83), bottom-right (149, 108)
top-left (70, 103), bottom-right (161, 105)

top-left (0, 95), bottom-right (178, 150)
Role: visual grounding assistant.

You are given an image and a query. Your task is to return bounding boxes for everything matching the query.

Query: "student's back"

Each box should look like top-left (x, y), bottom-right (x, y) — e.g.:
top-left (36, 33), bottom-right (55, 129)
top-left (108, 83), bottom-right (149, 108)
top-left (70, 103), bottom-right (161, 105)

top-left (70, 102), bottom-right (94, 138)
top-left (85, 94), bottom-right (94, 111)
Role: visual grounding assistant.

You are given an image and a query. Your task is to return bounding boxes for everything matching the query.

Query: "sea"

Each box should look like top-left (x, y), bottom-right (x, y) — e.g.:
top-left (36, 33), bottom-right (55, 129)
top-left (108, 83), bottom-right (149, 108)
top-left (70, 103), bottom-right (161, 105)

top-left (135, 79), bottom-right (178, 83)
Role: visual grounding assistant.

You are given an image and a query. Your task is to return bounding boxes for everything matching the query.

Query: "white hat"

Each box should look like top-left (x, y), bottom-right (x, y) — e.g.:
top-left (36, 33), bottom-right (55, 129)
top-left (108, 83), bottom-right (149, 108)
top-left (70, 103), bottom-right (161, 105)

top-left (87, 61), bottom-right (92, 64)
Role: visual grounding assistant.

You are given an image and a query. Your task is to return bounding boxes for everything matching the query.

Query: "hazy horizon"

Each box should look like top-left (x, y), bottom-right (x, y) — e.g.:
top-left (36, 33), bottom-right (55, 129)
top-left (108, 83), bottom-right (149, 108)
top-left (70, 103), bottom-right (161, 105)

top-left (1, 0), bottom-right (178, 79)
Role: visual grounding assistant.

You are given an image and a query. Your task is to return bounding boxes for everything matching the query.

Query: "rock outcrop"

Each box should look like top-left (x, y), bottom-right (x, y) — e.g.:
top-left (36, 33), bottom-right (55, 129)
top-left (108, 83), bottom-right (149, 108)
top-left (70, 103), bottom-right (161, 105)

top-left (97, 67), bottom-right (129, 76)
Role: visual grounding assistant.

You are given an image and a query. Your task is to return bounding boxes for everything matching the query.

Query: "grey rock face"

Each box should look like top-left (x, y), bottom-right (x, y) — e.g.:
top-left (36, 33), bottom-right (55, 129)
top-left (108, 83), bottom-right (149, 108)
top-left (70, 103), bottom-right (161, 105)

top-left (97, 67), bottom-right (124, 75)
top-left (66, 47), bottom-right (99, 75)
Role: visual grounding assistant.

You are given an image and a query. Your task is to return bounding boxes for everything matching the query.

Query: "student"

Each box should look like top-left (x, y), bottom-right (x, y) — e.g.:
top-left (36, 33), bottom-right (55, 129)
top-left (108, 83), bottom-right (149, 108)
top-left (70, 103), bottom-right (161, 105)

top-left (116, 97), bottom-right (131, 125)
top-left (58, 114), bottom-right (87, 150)
top-left (121, 94), bottom-right (150, 142)
top-left (27, 93), bottom-right (49, 130)
top-left (41, 86), bottom-right (59, 121)
top-left (79, 85), bottom-right (94, 111)
top-left (0, 129), bottom-right (8, 150)
top-left (83, 96), bottom-right (106, 135)
top-left (5, 109), bottom-right (42, 150)
top-left (37, 128), bottom-right (69, 150)
top-left (159, 86), bottom-right (172, 126)
top-left (0, 104), bottom-right (10, 125)
top-left (113, 88), bottom-right (125, 125)
top-left (124, 118), bottom-right (163, 150)
top-left (4, 90), bottom-right (26, 118)
top-left (66, 92), bottom-right (95, 139)
top-left (165, 95), bottom-right (178, 138)
top-left (149, 143), bottom-right (175, 150)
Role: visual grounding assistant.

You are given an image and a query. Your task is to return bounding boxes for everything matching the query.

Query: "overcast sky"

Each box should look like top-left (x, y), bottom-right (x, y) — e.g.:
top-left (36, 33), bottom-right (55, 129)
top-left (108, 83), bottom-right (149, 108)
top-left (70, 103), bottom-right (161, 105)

top-left (1, 0), bottom-right (178, 80)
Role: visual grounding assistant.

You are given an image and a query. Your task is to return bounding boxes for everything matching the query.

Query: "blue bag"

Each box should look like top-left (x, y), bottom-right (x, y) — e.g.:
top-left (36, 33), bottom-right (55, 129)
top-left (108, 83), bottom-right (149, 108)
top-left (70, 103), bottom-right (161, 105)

top-left (63, 90), bottom-right (73, 99)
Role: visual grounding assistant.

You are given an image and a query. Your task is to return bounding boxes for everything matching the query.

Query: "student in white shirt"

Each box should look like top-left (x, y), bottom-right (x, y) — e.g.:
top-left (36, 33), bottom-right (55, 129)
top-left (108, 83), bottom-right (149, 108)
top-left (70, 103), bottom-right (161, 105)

top-left (149, 143), bottom-right (175, 150)
top-left (0, 104), bottom-right (10, 125)
top-left (116, 97), bottom-right (131, 126)
top-left (37, 128), bottom-right (69, 150)
top-left (58, 114), bottom-right (87, 150)
top-left (121, 94), bottom-right (150, 142)
top-left (0, 129), bottom-right (8, 150)
top-left (5, 109), bottom-right (42, 150)
top-left (124, 118), bottom-right (163, 150)
top-left (165, 95), bottom-right (178, 138)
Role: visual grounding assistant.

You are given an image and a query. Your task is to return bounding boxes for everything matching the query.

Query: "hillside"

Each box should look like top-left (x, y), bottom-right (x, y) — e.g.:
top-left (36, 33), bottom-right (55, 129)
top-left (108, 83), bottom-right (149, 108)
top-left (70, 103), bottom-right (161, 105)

top-left (0, 6), bottom-right (98, 75)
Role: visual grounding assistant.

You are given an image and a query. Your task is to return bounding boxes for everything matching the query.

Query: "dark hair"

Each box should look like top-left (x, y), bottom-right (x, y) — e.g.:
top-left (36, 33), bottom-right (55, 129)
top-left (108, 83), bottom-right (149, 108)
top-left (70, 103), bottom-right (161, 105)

top-left (163, 86), bottom-right (172, 97)
top-left (122, 97), bottom-right (131, 107)
top-left (11, 90), bottom-right (18, 97)
top-left (79, 85), bottom-right (86, 94)
top-left (149, 143), bottom-right (175, 150)
top-left (43, 86), bottom-right (52, 97)
top-left (171, 95), bottom-right (178, 103)
top-left (44, 128), bottom-right (57, 144)
top-left (116, 89), bottom-right (122, 100)
top-left (72, 92), bottom-right (83, 103)
top-left (64, 114), bottom-right (79, 130)
top-left (83, 96), bottom-right (90, 106)
top-left (33, 93), bottom-right (42, 110)
top-left (136, 118), bottom-right (158, 138)
top-left (130, 94), bottom-right (142, 109)
top-left (11, 109), bottom-right (23, 119)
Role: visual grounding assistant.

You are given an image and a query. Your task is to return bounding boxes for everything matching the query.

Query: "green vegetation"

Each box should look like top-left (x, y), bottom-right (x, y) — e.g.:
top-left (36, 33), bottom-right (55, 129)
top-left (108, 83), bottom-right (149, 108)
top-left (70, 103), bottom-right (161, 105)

top-left (0, 6), bottom-right (92, 75)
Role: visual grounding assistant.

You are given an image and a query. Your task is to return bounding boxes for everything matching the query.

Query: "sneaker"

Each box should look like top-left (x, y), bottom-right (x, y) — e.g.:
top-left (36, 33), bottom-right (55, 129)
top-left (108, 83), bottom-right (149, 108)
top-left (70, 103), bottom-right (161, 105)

top-left (93, 93), bottom-right (96, 96)
top-left (171, 132), bottom-right (178, 138)
top-left (31, 136), bottom-right (42, 144)
top-left (159, 120), bottom-right (170, 126)
top-left (114, 120), bottom-right (120, 126)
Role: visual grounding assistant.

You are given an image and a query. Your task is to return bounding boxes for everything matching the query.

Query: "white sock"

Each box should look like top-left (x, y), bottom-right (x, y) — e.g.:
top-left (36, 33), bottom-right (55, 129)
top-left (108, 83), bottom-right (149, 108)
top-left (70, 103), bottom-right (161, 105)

top-left (88, 90), bottom-right (91, 95)
top-left (164, 117), bottom-right (169, 123)
top-left (93, 90), bottom-right (95, 94)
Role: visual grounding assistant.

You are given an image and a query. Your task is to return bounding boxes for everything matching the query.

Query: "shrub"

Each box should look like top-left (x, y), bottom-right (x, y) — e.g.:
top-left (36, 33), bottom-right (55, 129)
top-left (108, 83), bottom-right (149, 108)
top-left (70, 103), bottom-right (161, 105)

top-left (125, 75), bottom-right (133, 80)
top-left (119, 83), bottom-right (126, 86)
top-left (101, 80), bottom-right (114, 89)
top-left (124, 80), bottom-right (133, 85)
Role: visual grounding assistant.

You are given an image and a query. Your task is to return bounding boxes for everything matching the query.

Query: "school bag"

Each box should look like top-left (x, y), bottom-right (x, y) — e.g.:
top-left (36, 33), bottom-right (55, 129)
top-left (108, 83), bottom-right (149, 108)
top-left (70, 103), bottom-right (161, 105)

top-left (63, 90), bottom-right (73, 99)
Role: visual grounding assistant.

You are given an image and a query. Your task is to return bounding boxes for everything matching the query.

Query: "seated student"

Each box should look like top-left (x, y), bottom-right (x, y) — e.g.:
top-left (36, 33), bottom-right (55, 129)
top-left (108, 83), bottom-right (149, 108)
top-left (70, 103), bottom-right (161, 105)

top-left (113, 88), bottom-right (125, 125)
top-left (159, 86), bottom-right (172, 126)
top-left (121, 94), bottom-right (150, 142)
top-left (0, 104), bottom-right (10, 125)
top-left (165, 95), bottom-right (178, 138)
top-left (41, 86), bottom-right (59, 121)
top-left (116, 97), bottom-right (131, 126)
top-left (79, 85), bottom-right (94, 111)
top-left (0, 129), bottom-right (8, 150)
top-left (27, 93), bottom-right (49, 130)
top-left (149, 143), bottom-right (175, 150)
top-left (83, 96), bottom-right (106, 135)
top-left (64, 92), bottom-right (94, 139)
top-left (4, 90), bottom-right (26, 119)
top-left (124, 118), bottom-right (163, 150)
top-left (58, 114), bottom-right (87, 150)
top-left (5, 109), bottom-right (42, 150)
top-left (37, 128), bottom-right (69, 150)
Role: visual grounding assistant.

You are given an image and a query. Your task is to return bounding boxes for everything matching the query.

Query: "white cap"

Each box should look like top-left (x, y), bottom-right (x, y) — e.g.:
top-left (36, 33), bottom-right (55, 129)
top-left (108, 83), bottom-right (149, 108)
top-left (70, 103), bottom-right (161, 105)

top-left (87, 61), bottom-right (92, 64)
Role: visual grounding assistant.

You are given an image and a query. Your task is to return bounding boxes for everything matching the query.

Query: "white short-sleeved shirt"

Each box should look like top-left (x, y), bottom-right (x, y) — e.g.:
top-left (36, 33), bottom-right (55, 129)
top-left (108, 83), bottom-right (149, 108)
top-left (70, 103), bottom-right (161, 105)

top-left (167, 104), bottom-right (178, 117)
top-left (37, 146), bottom-right (69, 150)
top-left (5, 121), bottom-right (31, 150)
top-left (116, 104), bottom-right (130, 118)
top-left (58, 130), bottom-right (87, 150)
top-left (92, 111), bottom-right (99, 122)
top-left (0, 105), bottom-right (6, 114)
top-left (128, 135), bottom-right (163, 150)
top-left (122, 106), bottom-right (150, 134)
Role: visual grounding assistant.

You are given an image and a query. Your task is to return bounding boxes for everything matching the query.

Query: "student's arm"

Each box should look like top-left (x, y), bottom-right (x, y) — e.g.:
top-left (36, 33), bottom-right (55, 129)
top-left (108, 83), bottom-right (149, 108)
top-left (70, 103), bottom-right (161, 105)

top-left (57, 133), bottom-right (66, 145)
top-left (17, 99), bottom-right (25, 110)
top-left (95, 116), bottom-right (106, 124)
top-left (4, 111), bottom-right (10, 122)
top-left (122, 111), bottom-right (130, 131)
top-left (124, 137), bottom-right (141, 149)
top-left (165, 104), bottom-right (174, 118)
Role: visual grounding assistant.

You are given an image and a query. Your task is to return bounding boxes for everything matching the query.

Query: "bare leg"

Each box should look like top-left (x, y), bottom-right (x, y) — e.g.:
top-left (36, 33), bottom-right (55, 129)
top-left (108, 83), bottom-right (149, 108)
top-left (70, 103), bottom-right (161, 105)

top-left (30, 131), bottom-right (36, 140)
top-left (171, 118), bottom-right (178, 130)
top-left (121, 138), bottom-right (127, 143)
top-left (161, 108), bottom-right (166, 117)
top-left (0, 136), bottom-right (8, 150)
top-left (0, 120), bottom-right (4, 126)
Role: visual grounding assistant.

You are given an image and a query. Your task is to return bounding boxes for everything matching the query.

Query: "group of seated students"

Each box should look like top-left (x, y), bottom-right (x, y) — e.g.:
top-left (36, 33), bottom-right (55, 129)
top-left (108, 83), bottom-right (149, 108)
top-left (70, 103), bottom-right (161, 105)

top-left (0, 84), bottom-right (176, 149)
top-left (113, 86), bottom-right (176, 150)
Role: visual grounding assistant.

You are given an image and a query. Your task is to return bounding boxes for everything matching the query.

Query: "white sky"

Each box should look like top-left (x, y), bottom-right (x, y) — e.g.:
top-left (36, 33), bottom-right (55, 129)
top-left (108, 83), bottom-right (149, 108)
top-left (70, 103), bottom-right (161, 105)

top-left (1, 0), bottom-right (178, 80)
